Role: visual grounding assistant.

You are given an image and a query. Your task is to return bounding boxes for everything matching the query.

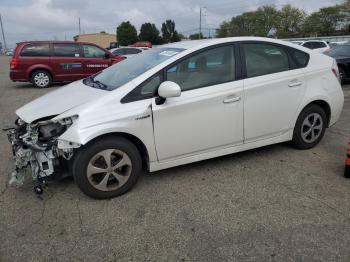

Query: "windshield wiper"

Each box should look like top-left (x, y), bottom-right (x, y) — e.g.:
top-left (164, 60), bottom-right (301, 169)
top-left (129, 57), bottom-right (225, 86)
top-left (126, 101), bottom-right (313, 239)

top-left (83, 76), bottom-right (108, 90)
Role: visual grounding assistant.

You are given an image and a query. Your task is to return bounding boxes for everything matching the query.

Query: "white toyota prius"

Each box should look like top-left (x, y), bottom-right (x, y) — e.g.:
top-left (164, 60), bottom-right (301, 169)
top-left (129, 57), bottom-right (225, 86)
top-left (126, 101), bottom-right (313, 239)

top-left (7, 37), bottom-right (344, 198)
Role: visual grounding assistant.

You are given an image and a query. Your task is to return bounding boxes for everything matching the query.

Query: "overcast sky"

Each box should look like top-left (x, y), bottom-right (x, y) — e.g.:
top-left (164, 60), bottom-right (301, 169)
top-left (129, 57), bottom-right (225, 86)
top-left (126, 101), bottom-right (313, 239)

top-left (0, 0), bottom-right (343, 47)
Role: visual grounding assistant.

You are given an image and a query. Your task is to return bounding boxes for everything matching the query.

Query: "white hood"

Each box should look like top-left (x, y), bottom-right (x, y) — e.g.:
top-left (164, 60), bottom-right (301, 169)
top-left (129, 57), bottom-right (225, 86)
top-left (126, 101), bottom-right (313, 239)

top-left (16, 80), bottom-right (108, 123)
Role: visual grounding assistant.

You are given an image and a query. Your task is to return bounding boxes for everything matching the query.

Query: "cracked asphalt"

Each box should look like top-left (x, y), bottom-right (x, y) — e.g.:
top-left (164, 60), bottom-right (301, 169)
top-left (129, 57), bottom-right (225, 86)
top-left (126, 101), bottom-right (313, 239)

top-left (0, 55), bottom-right (350, 262)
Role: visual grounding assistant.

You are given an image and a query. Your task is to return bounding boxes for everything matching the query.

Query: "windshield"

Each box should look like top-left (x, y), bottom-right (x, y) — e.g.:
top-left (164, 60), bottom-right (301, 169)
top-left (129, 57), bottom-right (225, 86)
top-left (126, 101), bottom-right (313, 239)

top-left (326, 45), bottom-right (350, 57)
top-left (83, 47), bottom-right (185, 91)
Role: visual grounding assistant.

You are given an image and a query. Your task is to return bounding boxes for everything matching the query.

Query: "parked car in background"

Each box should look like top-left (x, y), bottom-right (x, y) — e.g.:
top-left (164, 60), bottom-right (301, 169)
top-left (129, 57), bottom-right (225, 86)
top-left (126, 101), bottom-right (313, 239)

top-left (110, 47), bottom-right (148, 58)
top-left (6, 49), bottom-right (14, 56)
top-left (7, 37), bottom-right (344, 198)
top-left (10, 41), bottom-right (124, 88)
top-left (324, 44), bottom-right (350, 84)
top-left (129, 41), bottom-right (152, 48)
top-left (291, 40), bottom-right (330, 53)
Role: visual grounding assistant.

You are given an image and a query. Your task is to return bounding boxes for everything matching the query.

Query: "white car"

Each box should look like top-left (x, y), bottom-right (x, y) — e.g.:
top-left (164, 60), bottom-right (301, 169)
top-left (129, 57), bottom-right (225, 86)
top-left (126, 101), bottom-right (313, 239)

top-left (291, 40), bottom-right (330, 53)
top-left (7, 37), bottom-right (344, 198)
top-left (110, 47), bottom-right (146, 58)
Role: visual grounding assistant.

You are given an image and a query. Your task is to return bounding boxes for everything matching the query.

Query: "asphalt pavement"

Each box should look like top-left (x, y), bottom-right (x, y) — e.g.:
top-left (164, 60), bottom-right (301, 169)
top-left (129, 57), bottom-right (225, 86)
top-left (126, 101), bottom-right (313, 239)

top-left (0, 55), bottom-right (350, 262)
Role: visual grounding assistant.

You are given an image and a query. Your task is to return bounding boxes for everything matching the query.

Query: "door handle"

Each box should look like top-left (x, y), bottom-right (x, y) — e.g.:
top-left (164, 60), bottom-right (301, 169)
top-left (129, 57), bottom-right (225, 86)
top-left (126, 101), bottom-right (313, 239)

top-left (288, 81), bottom-right (302, 88)
top-left (223, 96), bottom-right (241, 104)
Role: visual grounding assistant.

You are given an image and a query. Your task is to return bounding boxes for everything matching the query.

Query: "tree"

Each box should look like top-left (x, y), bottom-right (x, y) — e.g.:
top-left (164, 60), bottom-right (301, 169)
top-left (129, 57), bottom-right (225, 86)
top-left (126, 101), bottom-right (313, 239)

top-left (161, 20), bottom-right (180, 43)
top-left (189, 33), bottom-right (204, 40)
top-left (139, 23), bottom-right (161, 44)
top-left (278, 5), bottom-right (306, 37)
top-left (116, 21), bottom-right (138, 46)
top-left (302, 6), bottom-right (344, 36)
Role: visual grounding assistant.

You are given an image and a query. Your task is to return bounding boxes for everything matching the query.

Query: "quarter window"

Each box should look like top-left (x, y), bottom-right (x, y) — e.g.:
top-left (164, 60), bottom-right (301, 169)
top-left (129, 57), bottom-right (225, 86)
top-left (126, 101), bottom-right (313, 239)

top-left (82, 45), bottom-right (106, 58)
top-left (166, 45), bottom-right (235, 91)
top-left (20, 43), bottom-right (50, 57)
top-left (289, 49), bottom-right (309, 69)
top-left (243, 43), bottom-right (290, 78)
top-left (53, 43), bottom-right (80, 57)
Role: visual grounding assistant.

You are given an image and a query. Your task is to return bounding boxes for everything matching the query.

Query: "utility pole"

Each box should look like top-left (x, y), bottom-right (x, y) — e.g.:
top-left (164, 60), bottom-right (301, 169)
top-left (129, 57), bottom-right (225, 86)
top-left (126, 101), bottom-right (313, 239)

top-left (78, 17), bottom-right (81, 35)
top-left (199, 7), bottom-right (202, 39)
top-left (199, 7), bottom-right (206, 39)
top-left (0, 13), bottom-right (7, 52)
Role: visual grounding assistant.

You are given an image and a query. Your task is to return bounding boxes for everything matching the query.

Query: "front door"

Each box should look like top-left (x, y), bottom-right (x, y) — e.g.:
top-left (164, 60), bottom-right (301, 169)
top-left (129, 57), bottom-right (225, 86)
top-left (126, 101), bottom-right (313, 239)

top-left (152, 44), bottom-right (244, 161)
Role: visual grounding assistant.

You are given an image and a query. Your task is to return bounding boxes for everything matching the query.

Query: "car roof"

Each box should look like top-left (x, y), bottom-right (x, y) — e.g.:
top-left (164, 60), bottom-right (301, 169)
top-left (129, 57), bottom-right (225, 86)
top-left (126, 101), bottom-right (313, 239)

top-left (16, 40), bottom-right (101, 46)
top-left (163, 37), bottom-right (308, 51)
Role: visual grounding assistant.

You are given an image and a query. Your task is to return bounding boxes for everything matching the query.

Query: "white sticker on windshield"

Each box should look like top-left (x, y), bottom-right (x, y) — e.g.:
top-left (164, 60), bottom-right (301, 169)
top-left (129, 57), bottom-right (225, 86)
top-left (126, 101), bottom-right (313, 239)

top-left (159, 51), bottom-right (179, 57)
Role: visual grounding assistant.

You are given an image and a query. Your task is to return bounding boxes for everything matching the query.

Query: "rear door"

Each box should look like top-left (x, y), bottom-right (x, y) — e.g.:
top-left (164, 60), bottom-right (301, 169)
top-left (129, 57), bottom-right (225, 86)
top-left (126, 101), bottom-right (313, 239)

top-left (241, 42), bottom-right (308, 142)
top-left (51, 43), bottom-right (85, 81)
top-left (81, 44), bottom-right (112, 76)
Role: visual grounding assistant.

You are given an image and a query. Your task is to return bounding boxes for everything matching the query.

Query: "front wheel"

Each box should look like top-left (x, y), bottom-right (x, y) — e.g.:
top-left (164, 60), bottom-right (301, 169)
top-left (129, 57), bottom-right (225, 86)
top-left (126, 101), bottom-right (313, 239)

top-left (73, 137), bottom-right (142, 199)
top-left (292, 105), bottom-right (327, 149)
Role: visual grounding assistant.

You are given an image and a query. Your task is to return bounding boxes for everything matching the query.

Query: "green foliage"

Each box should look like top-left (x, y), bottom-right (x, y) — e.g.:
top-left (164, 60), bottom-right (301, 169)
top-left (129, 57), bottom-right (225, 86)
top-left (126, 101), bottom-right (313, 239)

top-left (189, 33), bottom-right (204, 40)
top-left (161, 20), bottom-right (181, 43)
top-left (116, 21), bottom-right (138, 46)
top-left (217, 1), bottom-right (347, 38)
top-left (139, 23), bottom-right (162, 44)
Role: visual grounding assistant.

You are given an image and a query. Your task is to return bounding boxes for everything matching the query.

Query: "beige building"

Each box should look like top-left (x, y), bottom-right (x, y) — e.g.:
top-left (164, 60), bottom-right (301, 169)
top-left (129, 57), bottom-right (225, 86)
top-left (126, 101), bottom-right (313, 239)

top-left (74, 32), bottom-right (117, 48)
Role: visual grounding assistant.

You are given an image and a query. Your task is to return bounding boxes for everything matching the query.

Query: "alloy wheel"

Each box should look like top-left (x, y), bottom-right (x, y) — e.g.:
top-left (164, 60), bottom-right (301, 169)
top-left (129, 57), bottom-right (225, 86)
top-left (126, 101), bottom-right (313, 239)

top-left (86, 149), bottom-right (132, 191)
top-left (301, 113), bottom-right (323, 143)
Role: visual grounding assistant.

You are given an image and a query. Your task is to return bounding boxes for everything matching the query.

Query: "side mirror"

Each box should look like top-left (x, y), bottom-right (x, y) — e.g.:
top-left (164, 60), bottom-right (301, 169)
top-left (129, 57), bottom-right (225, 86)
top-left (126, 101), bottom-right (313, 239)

top-left (104, 53), bottom-right (111, 59)
top-left (156, 81), bottom-right (181, 105)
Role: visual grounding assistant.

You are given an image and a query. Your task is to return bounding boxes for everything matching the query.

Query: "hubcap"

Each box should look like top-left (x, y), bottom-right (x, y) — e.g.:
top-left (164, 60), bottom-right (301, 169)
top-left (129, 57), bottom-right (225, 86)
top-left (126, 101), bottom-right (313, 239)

top-left (86, 149), bottom-right (132, 192)
top-left (34, 72), bottom-right (49, 87)
top-left (301, 113), bottom-right (323, 143)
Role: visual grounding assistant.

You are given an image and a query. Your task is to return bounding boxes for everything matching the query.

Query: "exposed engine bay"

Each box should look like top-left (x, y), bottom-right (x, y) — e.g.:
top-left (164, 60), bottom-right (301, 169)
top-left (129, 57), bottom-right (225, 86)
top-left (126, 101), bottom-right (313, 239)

top-left (6, 116), bottom-right (80, 196)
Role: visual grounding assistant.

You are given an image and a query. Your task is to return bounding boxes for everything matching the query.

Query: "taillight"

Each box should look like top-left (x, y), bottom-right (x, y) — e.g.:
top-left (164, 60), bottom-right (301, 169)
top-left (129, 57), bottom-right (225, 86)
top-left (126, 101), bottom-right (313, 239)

top-left (10, 58), bottom-right (17, 69)
top-left (332, 60), bottom-right (341, 83)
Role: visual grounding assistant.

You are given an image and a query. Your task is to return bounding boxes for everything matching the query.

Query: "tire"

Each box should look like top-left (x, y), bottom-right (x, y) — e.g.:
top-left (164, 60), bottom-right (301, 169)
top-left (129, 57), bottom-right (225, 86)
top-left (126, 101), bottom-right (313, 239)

top-left (292, 104), bottom-right (327, 150)
top-left (339, 67), bottom-right (346, 85)
top-left (31, 70), bottom-right (52, 88)
top-left (73, 136), bottom-right (142, 199)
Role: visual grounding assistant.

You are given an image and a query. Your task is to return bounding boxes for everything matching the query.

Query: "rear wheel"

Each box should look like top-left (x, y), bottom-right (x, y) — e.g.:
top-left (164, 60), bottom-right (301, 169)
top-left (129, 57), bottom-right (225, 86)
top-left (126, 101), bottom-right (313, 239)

top-left (292, 105), bottom-right (327, 149)
top-left (73, 137), bottom-right (142, 199)
top-left (31, 70), bottom-right (52, 88)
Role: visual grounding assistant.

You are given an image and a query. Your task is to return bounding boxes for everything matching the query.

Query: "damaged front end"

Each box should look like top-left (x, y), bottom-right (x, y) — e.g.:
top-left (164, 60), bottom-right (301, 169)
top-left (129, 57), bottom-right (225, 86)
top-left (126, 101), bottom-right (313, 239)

top-left (6, 116), bottom-right (80, 195)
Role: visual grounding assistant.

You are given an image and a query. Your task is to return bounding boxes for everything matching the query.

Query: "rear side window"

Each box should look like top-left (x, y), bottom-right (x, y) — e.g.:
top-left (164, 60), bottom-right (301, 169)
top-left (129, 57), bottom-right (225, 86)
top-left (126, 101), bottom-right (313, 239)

top-left (20, 43), bottom-right (50, 57)
top-left (313, 42), bottom-right (327, 48)
top-left (243, 43), bottom-right (290, 78)
top-left (303, 42), bottom-right (314, 49)
top-left (289, 49), bottom-right (309, 69)
top-left (113, 49), bottom-right (125, 55)
top-left (53, 43), bottom-right (80, 57)
top-left (124, 48), bottom-right (142, 55)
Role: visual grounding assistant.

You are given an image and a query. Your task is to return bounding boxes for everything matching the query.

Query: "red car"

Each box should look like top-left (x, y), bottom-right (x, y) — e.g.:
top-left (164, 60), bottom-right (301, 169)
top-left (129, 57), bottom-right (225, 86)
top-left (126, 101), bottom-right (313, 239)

top-left (10, 41), bottom-right (124, 88)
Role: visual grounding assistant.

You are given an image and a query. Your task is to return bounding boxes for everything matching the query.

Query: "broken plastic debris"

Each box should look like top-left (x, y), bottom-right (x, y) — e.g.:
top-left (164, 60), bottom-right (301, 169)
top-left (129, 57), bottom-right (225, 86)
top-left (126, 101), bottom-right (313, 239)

top-left (8, 170), bottom-right (25, 187)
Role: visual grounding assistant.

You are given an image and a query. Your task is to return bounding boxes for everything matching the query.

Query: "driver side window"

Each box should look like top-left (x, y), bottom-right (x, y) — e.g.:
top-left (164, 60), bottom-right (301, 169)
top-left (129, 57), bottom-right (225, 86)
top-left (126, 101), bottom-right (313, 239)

top-left (166, 45), bottom-right (235, 92)
top-left (82, 44), bottom-right (106, 58)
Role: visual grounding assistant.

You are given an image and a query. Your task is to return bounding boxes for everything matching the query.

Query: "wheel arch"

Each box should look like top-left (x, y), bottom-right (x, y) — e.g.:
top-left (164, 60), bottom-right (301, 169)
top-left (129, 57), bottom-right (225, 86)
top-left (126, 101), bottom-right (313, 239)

top-left (28, 66), bottom-right (54, 81)
top-left (82, 132), bottom-right (150, 170)
top-left (299, 100), bottom-right (331, 127)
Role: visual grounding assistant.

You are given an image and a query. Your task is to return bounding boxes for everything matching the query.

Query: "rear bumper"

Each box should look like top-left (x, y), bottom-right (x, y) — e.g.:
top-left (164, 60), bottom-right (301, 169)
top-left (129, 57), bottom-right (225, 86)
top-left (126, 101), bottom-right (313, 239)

top-left (10, 70), bottom-right (27, 82)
